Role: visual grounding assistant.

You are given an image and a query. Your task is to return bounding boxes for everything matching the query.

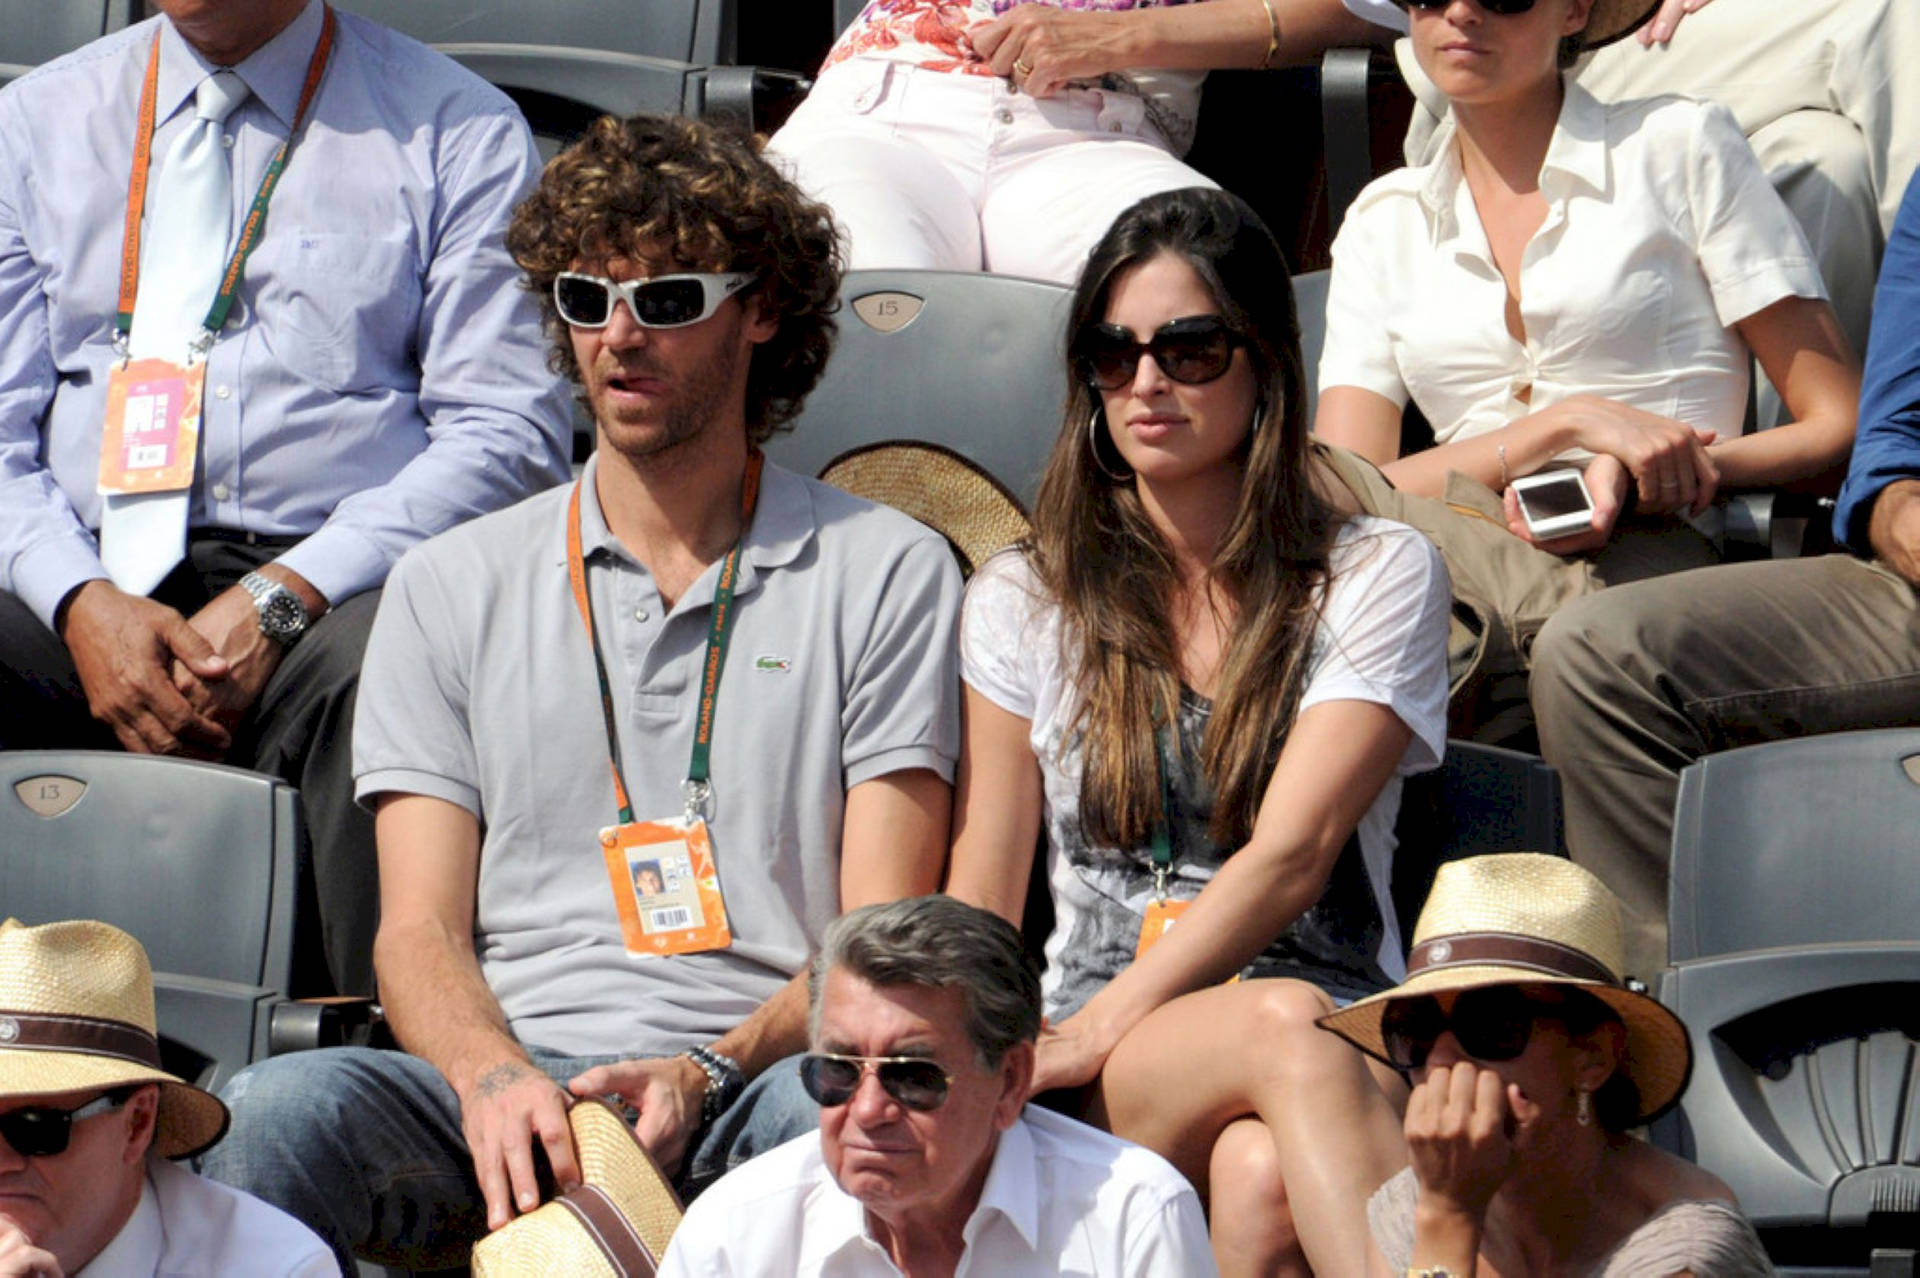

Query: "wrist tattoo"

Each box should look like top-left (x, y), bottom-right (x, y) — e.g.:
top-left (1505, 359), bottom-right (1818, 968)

top-left (475, 1061), bottom-right (531, 1099)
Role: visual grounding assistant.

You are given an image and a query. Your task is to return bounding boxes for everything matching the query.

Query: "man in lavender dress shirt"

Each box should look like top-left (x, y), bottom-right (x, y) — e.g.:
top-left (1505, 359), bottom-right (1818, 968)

top-left (0, 0), bottom-right (572, 995)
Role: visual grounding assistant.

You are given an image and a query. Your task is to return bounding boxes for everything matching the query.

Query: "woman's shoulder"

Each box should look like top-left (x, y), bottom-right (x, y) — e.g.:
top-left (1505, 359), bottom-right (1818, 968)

top-left (1599, 1142), bottom-right (1770, 1275)
top-left (1593, 87), bottom-right (1746, 172)
top-left (966, 545), bottom-right (1045, 605)
top-left (1327, 515), bottom-right (1448, 591)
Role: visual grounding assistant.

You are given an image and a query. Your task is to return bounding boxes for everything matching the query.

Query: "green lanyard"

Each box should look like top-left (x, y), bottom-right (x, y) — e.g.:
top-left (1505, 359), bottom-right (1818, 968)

top-left (565, 452), bottom-right (764, 826)
top-left (114, 6), bottom-right (338, 354)
top-left (1149, 725), bottom-right (1176, 902)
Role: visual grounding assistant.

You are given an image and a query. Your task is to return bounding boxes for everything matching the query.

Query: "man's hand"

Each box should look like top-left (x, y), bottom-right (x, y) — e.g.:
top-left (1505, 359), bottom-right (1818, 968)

top-left (456, 1059), bottom-right (582, 1231)
top-left (1637, 0), bottom-right (1716, 46)
top-left (0, 1223), bottom-right (61, 1278)
top-left (1868, 478), bottom-right (1920, 586)
top-left (568, 1056), bottom-right (709, 1178)
top-left (972, 6), bottom-right (1129, 98)
top-left (176, 585), bottom-right (287, 731)
top-left (1503, 453), bottom-right (1630, 557)
top-left (58, 579), bottom-right (231, 756)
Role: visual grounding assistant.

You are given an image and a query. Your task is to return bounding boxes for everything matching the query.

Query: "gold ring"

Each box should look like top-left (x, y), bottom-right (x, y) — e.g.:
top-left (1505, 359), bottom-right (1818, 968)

top-left (1013, 58), bottom-right (1033, 77)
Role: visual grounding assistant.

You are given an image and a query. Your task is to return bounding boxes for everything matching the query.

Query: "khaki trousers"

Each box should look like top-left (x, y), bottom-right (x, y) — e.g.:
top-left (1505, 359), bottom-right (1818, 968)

top-left (1529, 554), bottom-right (1920, 978)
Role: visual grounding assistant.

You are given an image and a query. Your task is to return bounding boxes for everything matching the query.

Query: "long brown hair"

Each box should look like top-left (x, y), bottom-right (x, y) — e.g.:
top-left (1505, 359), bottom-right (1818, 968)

top-left (1032, 187), bottom-right (1339, 848)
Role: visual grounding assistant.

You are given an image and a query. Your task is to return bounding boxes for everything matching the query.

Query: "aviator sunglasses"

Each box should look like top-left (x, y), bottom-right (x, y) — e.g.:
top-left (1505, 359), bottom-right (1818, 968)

top-left (798, 1052), bottom-right (955, 1112)
top-left (1396, 0), bottom-right (1545, 14)
top-left (1076, 315), bottom-right (1249, 391)
top-left (1380, 986), bottom-right (1574, 1070)
top-left (0, 1089), bottom-right (131, 1158)
top-left (553, 270), bottom-right (755, 330)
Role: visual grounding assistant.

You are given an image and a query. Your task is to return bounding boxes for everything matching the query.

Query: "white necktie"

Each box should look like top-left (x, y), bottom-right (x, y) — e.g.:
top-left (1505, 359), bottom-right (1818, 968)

top-left (101, 70), bottom-right (249, 596)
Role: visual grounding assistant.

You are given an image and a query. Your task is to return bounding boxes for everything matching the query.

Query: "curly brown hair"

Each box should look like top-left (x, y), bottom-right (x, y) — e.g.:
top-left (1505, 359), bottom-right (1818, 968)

top-left (507, 114), bottom-right (842, 443)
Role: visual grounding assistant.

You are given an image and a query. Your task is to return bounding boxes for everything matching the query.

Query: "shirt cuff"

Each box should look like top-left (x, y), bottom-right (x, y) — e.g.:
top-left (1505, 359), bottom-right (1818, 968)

top-left (12, 531), bottom-right (108, 630)
top-left (278, 523), bottom-right (392, 609)
top-left (845, 743), bottom-right (956, 789)
top-left (1709, 256), bottom-right (1827, 329)
top-left (354, 767), bottom-right (483, 817)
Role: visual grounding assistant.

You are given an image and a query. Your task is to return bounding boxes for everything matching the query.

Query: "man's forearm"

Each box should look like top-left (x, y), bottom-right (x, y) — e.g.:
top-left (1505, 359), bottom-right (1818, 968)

top-left (1867, 477), bottom-right (1920, 585)
top-left (375, 915), bottom-right (531, 1096)
top-left (707, 973), bottom-right (810, 1081)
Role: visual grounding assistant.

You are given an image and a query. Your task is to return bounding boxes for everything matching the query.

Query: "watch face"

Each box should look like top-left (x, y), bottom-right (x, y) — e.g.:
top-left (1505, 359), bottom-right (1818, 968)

top-left (259, 591), bottom-right (306, 641)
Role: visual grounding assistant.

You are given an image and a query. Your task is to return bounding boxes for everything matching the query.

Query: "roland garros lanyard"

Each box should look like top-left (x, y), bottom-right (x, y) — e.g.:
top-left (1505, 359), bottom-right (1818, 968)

top-left (112, 5), bottom-right (337, 356)
top-left (565, 451), bottom-right (765, 826)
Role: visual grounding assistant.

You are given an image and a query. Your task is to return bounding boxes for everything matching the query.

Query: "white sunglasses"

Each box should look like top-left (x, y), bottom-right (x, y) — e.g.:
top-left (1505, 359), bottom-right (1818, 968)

top-left (553, 270), bottom-right (755, 330)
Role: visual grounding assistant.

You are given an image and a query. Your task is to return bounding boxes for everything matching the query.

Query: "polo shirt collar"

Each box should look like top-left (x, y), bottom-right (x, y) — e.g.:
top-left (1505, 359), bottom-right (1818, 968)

top-left (573, 454), bottom-right (819, 584)
top-left (796, 1115), bottom-right (1035, 1272)
top-left (156, 0), bottom-right (324, 129)
top-left (1416, 74), bottom-right (1608, 249)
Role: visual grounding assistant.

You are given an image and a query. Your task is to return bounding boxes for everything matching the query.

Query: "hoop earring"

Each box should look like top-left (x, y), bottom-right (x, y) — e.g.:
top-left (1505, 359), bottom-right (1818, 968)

top-left (1576, 1089), bottom-right (1593, 1127)
top-left (1087, 407), bottom-right (1132, 483)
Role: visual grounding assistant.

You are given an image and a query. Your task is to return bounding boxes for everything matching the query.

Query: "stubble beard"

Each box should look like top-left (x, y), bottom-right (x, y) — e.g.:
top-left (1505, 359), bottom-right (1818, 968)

top-left (591, 316), bottom-right (748, 469)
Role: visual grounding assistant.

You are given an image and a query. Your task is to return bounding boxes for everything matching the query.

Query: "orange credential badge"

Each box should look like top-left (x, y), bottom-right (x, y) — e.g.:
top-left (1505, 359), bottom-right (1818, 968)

top-left (99, 357), bottom-right (204, 495)
top-left (601, 817), bottom-right (732, 957)
top-left (1135, 898), bottom-right (1191, 960)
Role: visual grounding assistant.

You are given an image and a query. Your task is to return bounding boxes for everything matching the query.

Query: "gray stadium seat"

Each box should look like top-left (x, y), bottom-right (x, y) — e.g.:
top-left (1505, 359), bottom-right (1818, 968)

top-left (1655, 730), bottom-right (1920, 1272)
top-left (339, 0), bottom-right (735, 67)
top-left (0, 751), bottom-right (306, 1094)
top-left (0, 1), bottom-right (138, 84)
top-left (768, 268), bottom-right (1076, 507)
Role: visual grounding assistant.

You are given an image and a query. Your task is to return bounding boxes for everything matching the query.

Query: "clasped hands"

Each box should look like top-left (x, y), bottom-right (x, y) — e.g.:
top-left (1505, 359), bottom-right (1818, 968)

top-left (458, 1055), bottom-right (708, 1231)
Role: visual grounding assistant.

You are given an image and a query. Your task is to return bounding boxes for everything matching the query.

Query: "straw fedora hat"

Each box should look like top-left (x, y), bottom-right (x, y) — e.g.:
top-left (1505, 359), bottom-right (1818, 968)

top-left (1317, 854), bottom-right (1690, 1123)
top-left (1575, 0), bottom-right (1662, 51)
top-left (0, 918), bottom-right (228, 1159)
top-left (470, 1098), bottom-right (684, 1277)
top-left (819, 441), bottom-right (1030, 578)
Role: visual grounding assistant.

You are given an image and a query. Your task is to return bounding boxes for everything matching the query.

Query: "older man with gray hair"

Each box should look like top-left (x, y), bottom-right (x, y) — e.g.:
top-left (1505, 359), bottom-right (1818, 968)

top-left (660, 895), bottom-right (1216, 1276)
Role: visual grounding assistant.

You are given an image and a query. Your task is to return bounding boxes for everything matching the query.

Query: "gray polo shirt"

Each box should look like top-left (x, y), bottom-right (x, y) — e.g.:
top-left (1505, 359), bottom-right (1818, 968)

top-left (353, 456), bottom-right (961, 1057)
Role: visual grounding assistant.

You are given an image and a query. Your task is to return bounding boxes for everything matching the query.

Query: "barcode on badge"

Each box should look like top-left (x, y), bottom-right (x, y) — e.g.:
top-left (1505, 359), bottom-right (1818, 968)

top-left (643, 906), bottom-right (693, 933)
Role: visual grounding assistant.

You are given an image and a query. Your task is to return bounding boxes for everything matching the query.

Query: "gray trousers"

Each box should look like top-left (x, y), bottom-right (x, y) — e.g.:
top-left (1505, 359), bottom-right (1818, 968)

top-left (0, 537), bottom-right (380, 995)
top-left (1530, 554), bottom-right (1920, 977)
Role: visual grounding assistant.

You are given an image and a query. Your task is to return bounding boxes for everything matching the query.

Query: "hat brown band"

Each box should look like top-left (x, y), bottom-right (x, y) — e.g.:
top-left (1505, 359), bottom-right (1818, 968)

top-left (0, 1010), bottom-right (163, 1069)
top-left (557, 1184), bottom-right (657, 1276)
top-left (1407, 933), bottom-right (1618, 986)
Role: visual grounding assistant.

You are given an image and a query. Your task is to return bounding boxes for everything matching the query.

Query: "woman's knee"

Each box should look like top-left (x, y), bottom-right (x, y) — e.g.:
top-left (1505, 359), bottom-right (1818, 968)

top-left (1207, 1120), bottom-right (1305, 1272)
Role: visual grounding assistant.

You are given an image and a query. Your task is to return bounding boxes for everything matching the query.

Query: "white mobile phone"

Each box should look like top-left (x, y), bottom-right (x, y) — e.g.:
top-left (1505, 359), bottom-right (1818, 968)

top-left (1510, 469), bottom-right (1596, 541)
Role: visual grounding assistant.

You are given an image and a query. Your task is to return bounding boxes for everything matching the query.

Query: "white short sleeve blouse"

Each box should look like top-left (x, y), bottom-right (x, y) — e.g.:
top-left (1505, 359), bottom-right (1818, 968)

top-left (1318, 81), bottom-right (1826, 454)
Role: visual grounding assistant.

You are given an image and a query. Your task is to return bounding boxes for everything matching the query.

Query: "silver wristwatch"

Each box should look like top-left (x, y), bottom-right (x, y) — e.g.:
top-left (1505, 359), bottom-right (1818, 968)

top-left (239, 571), bottom-right (311, 647)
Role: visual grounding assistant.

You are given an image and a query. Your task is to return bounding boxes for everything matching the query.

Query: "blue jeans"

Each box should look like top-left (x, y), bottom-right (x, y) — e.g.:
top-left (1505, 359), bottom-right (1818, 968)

top-left (199, 1045), bottom-right (819, 1276)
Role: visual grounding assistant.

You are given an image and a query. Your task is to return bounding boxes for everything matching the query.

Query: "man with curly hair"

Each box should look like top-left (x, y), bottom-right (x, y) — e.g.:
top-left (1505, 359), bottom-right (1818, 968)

top-left (202, 115), bottom-right (962, 1274)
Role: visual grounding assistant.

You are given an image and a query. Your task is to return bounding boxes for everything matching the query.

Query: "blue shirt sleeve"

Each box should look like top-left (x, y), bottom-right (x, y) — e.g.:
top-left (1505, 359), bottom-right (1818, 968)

top-left (1835, 170), bottom-right (1920, 554)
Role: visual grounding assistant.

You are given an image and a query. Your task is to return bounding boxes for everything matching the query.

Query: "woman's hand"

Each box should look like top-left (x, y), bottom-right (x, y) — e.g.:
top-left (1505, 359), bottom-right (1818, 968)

top-left (1028, 1012), bottom-right (1117, 1096)
top-left (972, 6), bottom-right (1130, 98)
top-left (1406, 1061), bottom-right (1540, 1221)
top-left (1548, 396), bottom-right (1718, 514)
top-left (1637, 0), bottom-right (1716, 46)
top-left (1546, 396), bottom-right (1719, 515)
top-left (1503, 453), bottom-right (1630, 557)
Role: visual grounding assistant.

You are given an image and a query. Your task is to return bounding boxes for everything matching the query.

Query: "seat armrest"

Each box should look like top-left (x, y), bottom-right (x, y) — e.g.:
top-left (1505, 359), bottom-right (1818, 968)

top-left (267, 997), bottom-right (385, 1055)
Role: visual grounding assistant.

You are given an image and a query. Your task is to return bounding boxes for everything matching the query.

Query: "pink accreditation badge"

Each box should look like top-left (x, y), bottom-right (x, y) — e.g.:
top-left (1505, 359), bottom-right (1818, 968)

top-left (97, 357), bottom-right (204, 495)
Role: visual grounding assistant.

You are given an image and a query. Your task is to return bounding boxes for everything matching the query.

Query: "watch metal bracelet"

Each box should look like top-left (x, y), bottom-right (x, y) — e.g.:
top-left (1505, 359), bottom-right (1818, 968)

top-left (684, 1044), bottom-right (744, 1125)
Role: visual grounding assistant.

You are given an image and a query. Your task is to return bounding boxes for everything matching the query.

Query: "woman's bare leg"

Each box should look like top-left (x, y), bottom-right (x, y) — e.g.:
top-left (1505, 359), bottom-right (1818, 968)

top-left (1093, 979), bottom-right (1408, 1278)
top-left (1208, 1116), bottom-right (1310, 1278)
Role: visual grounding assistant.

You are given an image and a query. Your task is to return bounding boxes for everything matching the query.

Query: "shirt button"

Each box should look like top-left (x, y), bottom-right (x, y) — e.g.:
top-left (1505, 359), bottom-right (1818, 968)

top-left (214, 384), bottom-right (231, 400)
top-left (633, 608), bottom-right (649, 622)
top-left (210, 482), bottom-right (231, 501)
top-left (994, 108), bottom-right (1013, 125)
top-left (223, 135), bottom-right (235, 149)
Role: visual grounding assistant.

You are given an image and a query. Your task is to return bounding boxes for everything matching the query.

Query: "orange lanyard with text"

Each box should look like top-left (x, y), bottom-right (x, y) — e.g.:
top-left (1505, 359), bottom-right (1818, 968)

top-left (113, 5), bottom-right (337, 353)
top-left (565, 452), bottom-right (764, 825)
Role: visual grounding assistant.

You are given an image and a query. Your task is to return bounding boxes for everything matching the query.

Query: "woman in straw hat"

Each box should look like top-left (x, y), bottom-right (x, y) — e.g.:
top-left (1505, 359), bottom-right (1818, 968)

top-left (1320, 854), bottom-right (1773, 1275)
top-left (1314, 0), bottom-right (1858, 576)
top-left (948, 184), bottom-right (1452, 1275)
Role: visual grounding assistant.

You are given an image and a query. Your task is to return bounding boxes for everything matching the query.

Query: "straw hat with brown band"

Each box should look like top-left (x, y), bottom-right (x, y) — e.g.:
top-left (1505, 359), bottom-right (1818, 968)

top-left (1317, 853), bottom-right (1691, 1124)
top-left (470, 1098), bottom-right (684, 1277)
top-left (818, 441), bottom-right (1031, 578)
top-left (0, 917), bottom-right (229, 1159)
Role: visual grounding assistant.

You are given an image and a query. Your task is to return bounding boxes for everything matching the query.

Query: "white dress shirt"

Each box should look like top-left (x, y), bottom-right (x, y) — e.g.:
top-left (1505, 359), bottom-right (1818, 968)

top-left (77, 1157), bottom-right (333, 1277)
top-left (1319, 80), bottom-right (1825, 459)
top-left (658, 1104), bottom-right (1217, 1277)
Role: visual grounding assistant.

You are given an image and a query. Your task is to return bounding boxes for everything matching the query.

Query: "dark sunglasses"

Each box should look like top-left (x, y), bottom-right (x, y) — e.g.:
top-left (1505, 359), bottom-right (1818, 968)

top-left (798, 1052), bottom-right (954, 1112)
top-left (1076, 315), bottom-right (1248, 391)
top-left (553, 270), bottom-right (754, 330)
top-left (1397, 0), bottom-right (1542, 14)
top-left (0, 1089), bottom-right (130, 1158)
top-left (1380, 987), bottom-right (1572, 1070)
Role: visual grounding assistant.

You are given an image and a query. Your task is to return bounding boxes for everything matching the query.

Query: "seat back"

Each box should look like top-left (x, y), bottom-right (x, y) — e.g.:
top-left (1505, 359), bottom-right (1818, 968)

top-left (0, 0), bottom-right (112, 81)
top-left (1294, 268), bottom-right (1330, 419)
top-left (767, 269), bottom-right (1075, 508)
top-left (1668, 729), bottom-right (1920, 962)
top-left (338, 0), bottom-right (733, 66)
top-left (0, 751), bottom-right (303, 1091)
top-left (1392, 741), bottom-right (1565, 936)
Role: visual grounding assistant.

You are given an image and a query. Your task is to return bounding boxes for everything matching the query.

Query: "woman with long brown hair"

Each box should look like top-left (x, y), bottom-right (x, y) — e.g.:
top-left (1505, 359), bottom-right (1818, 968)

top-left (947, 186), bottom-right (1451, 1275)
